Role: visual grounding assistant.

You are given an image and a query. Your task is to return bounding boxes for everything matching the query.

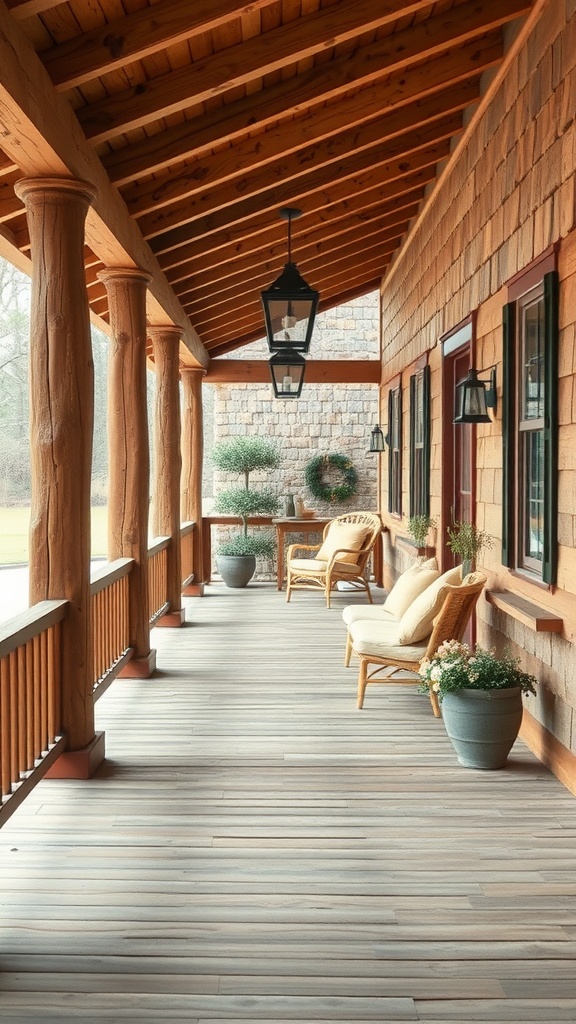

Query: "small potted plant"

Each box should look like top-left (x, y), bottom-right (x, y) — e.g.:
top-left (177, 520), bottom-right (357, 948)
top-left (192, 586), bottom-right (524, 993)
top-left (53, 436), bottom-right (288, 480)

top-left (419, 640), bottom-right (537, 769)
top-left (446, 519), bottom-right (492, 575)
top-left (407, 514), bottom-right (436, 551)
top-left (212, 436), bottom-right (280, 587)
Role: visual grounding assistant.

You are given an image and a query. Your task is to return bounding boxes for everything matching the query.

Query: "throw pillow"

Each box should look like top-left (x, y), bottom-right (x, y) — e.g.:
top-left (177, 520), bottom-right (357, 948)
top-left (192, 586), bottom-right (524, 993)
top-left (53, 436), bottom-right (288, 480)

top-left (316, 521), bottom-right (369, 564)
top-left (397, 564), bottom-right (463, 644)
top-left (382, 557), bottom-right (439, 619)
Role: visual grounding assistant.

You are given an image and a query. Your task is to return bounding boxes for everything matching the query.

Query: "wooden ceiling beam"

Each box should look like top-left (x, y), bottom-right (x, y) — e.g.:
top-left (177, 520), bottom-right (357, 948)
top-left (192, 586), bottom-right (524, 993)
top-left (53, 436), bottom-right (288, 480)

top-left (6, 0), bottom-right (67, 19)
top-left (100, 1), bottom-right (509, 188)
top-left (205, 279), bottom-right (384, 355)
top-left (40, 0), bottom-right (278, 90)
top-left (123, 72), bottom-right (481, 221)
top-left (76, 0), bottom-right (526, 143)
top-left (159, 158), bottom-right (439, 274)
top-left (198, 258), bottom-right (388, 349)
top-left (184, 239), bottom-right (401, 332)
top-left (176, 222), bottom-right (407, 306)
top-left (77, 0), bottom-right (426, 142)
top-left (103, 11), bottom-right (447, 186)
top-left (184, 237), bottom-right (399, 333)
top-left (156, 167), bottom-right (434, 278)
top-left (149, 117), bottom-right (459, 255)
top-left (165, 180), bottom-right (429, 281)
top-left (178, 210), bottom-right (415, 309)
top-left (204, 359), bottom-right (382, 385)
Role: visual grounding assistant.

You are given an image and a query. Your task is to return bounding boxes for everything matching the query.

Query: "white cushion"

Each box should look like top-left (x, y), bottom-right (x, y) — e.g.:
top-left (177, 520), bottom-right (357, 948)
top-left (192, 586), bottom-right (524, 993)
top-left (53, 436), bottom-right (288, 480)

top-left (349, 619), bottom-right (428, 662)
top-left (397, 564), bottom-right (462, 644)
top-left (342, 605), bottom-right (398, 627)
top-left (316, 521), bottom-right (369, 564)
top-left (382, 557), bottom-right (439, 619)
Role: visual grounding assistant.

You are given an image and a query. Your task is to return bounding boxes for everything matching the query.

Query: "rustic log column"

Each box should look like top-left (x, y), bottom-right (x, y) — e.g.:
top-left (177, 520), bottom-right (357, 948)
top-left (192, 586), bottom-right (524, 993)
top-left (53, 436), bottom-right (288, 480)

top-left (149, 325), bottom-right (185, 626)
top-left (181, 368), bottom-right (206, 594)
top-left (98, 268), bottom-right (157, 677)
top-left (14, 176), bottom-right (104, 777)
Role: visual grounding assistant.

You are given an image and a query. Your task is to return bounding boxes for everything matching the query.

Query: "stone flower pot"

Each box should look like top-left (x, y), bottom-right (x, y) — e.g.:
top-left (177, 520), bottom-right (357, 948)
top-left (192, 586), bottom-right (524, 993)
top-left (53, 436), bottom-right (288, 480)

top-left (217, 553), bottom-right (256, 588)
top-left (441, 687), bottom-right (523, 769)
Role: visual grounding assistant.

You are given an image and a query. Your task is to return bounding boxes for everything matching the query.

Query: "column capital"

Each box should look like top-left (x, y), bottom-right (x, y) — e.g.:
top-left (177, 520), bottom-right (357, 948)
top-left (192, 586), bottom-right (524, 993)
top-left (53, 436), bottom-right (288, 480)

top-left (97, 267), bottom-right (152, 287)
top-left (14, 176), bottom-right (97, 206)
top-left (180, 365), bottom-right (207, 379)
top-left (147, 324), bottom-right (184, 345)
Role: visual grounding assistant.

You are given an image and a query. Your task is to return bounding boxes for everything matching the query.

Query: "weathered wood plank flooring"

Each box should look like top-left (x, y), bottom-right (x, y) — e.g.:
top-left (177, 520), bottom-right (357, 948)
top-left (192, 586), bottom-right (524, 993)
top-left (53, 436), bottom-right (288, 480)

top-left (1, 582), bottom-right (576, 1022)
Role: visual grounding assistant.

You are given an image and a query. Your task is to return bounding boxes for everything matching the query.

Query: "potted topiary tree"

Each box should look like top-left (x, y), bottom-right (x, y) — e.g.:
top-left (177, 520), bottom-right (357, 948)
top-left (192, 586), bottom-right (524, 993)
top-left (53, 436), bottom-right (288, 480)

top-left (212, 436), bottom-right (281, 588)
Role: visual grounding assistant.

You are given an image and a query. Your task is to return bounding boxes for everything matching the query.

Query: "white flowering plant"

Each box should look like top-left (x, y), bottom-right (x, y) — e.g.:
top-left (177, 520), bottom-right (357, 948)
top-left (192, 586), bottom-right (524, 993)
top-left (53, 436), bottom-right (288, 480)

top-left (418, 640), bottom-right (537, 701)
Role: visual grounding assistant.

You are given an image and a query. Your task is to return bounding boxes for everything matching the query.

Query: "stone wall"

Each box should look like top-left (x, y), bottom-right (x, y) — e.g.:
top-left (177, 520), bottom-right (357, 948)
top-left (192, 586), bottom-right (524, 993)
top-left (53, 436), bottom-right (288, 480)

top-left (204, 293), bottom-right (380, 578)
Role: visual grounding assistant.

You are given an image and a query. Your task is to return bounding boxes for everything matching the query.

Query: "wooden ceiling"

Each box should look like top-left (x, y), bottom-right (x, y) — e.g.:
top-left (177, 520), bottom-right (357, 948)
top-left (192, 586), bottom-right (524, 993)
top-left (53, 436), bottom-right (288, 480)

top-left (0, 0), bottom-right (533, 365)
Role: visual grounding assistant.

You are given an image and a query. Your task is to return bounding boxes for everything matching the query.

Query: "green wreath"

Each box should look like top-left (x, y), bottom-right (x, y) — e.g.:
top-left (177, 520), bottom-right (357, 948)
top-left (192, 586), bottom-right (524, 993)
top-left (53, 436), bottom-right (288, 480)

top-left (305, 453), bottom-right (358, 503)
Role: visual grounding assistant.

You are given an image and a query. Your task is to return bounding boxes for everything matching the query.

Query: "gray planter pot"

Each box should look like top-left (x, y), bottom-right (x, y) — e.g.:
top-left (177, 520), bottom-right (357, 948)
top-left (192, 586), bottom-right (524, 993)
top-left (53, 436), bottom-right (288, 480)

top-left (217, 554), bottom-right (256, 588)
top-left (441, 687), bottom-right (523, 769)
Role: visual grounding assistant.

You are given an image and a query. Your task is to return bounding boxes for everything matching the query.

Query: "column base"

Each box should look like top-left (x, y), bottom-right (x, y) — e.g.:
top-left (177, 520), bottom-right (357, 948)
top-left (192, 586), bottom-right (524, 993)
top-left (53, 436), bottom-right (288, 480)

top-left (45, 731), bottom-right (105, 780)
top-left (155, 608), bottom-right (186, 627)
top-left (182, 582), bottom-right (205, 596)
top-left (119, 649), bottom-right (157, 678)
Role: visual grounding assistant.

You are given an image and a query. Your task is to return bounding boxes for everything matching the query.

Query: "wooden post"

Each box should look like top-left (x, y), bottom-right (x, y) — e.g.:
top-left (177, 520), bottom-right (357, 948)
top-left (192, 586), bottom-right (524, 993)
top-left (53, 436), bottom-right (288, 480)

top-left (14, 176), bottom-right (104, 776)
top-left (149, 326), bottom-right (185, 626)
top-left (98, 268), bottom-right (157, 677)
top-left (181, 368), bottom-right (206, 594)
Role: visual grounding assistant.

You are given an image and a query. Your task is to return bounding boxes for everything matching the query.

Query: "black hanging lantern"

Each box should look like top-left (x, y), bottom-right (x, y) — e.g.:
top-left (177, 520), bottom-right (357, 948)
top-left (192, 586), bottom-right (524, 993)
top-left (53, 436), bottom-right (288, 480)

top-left (453, 367), bottom-right (497, 424)
top-left (260, 207), bottom-right (319, 353)
top-left (269, 348), bottom-right (306, 399)
top-left (369, 424), bottom-right (386, 452)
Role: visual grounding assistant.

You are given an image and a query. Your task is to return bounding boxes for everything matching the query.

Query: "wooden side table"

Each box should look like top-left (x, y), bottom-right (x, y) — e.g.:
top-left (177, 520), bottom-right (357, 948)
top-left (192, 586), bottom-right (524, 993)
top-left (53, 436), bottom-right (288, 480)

top-left (273, 517), bottom-right (330, 590)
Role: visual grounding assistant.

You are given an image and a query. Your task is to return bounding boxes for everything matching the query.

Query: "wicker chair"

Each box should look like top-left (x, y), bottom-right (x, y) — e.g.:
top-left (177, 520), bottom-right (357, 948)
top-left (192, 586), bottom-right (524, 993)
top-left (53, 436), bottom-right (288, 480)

top-left (286, 511), bottom-right (382, 608)
top-left (348, 572), bottom-right (486, 715)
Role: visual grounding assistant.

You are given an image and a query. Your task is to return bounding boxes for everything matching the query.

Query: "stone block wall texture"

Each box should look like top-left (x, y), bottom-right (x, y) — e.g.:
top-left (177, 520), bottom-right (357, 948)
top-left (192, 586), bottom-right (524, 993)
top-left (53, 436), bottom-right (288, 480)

top-left (205, 293), bottom-right (380, 579)
top-left (378, 4), bottom-right (576, 758)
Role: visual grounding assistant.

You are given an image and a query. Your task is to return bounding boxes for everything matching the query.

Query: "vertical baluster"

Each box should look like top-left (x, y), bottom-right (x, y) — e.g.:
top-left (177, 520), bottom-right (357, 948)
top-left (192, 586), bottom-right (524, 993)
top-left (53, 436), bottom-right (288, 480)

top-left (33, 634), bottom-right (41, 759)
top-left (11, 649), bottom-right (20, 786)
top-left (1, 657), bottom-right (10, 798)
top-left (39, 631), bottom-right (48, 753)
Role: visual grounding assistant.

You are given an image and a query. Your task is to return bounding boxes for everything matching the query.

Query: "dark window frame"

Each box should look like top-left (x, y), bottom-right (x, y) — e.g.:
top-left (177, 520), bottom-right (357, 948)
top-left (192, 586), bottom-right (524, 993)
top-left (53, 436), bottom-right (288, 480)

top-left (409, 364), bottom-right (431, 518)
top-left (503, 248), bottom-right (558, 585)
top-left (388, 378), bottom-right (402, 517)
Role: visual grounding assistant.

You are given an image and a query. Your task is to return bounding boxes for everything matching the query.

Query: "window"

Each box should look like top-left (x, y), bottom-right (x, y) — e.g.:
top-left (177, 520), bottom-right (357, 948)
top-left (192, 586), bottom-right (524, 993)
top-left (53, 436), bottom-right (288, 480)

top-left (503, 258), bottom-right (558, 584)
top-left (409, 365), bottom-right (431, 518)
top-left (388, 380), bottom-right (402, 516)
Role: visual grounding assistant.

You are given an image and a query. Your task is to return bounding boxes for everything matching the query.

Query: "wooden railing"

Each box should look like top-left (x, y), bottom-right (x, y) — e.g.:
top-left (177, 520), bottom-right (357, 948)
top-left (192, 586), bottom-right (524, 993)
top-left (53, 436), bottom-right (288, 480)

top-left (148, 537), bottom-right (169, 624)
top-left (180, 521), bottom-right (195, 588)
top-left (90, 558), bottom-right (133, 700)
top-left (0, 524), bottom-right (195, 824)
top-left (0, 600), bottom-right (67, 825)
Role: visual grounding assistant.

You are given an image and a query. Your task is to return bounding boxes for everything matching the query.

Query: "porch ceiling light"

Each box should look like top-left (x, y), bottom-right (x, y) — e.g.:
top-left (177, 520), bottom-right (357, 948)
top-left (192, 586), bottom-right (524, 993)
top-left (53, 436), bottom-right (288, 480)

top-left (453, 367), bottom-right (497, 424)
top-left (269, 347), bottom-right (306, 399)
top-left (369, 424), bottom-right (386, 452)
top-left (260, 207), bottom-right (319, 354)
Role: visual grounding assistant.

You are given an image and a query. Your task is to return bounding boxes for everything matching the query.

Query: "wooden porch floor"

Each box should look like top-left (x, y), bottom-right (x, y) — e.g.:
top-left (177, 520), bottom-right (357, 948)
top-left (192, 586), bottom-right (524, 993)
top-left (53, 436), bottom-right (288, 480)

top-left (1, 583), bottom-right (576, 1023)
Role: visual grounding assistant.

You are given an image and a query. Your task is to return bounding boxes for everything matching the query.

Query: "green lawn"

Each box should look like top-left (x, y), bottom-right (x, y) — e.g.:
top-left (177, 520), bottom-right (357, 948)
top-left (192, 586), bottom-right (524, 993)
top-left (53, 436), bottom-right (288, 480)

top-left (0, 506), bottom-right (108, 564)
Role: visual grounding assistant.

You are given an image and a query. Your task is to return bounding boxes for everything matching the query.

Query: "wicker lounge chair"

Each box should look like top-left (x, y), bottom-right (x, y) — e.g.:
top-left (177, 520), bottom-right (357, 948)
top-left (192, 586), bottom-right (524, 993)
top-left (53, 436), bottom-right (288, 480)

top-left (347, 572), bottom-right (487, 715)
top-left (286, 511), bottom-right (381, 608)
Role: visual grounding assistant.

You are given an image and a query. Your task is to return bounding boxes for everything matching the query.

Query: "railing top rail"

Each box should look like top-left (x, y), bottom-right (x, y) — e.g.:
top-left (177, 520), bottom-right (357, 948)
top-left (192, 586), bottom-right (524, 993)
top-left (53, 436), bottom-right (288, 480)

top-left (90, 557), bottom-right (133, 595)
top-left (180, 521), bottom-right (195, 536)
top-left (0, 599), bottom-right (68, 659)
top-left (148, 536), bottom-right (170, 556)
